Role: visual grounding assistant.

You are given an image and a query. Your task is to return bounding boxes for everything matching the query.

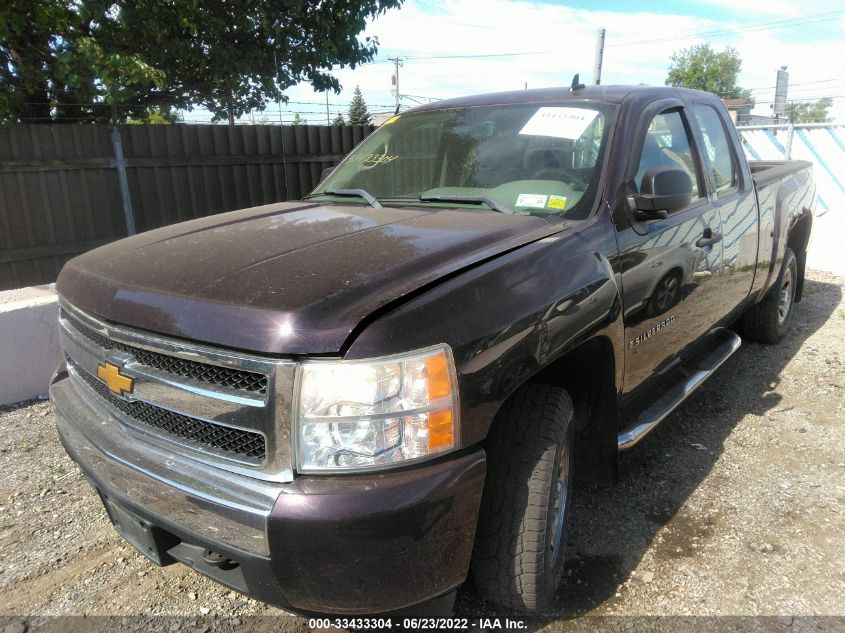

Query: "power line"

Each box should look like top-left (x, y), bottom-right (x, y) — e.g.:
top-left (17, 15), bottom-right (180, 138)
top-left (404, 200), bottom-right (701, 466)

top-left (400, 94), bottom-right (441, 105)
top-left (747, 94), bottom-right (845, 105)
top-left (605, 9), bottom-right (845, 48)
top-left (745, 77), bottom-right (845, 92)
top-left (20, 99), bottom-right (402, 109)
top-left (373, 8), bottom-right (845, 63)
top-left (763, 86), bottom-right (845, 98)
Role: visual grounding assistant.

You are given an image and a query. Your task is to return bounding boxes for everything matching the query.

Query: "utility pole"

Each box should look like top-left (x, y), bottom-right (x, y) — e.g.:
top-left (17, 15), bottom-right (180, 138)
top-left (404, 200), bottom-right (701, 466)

top-left (274, 51), bottom-right (283, 125)
top-left (389, 57), bottom-right (403, 113)
top-left (326, 92), bottom-right (330, 125)
top-left (593, 28), bottom-right (606, 85)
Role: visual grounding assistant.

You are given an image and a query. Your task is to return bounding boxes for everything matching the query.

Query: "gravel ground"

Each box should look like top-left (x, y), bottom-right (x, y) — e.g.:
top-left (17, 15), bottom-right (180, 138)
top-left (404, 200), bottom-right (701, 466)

top-left (1, 270), bottom-right (843, 633)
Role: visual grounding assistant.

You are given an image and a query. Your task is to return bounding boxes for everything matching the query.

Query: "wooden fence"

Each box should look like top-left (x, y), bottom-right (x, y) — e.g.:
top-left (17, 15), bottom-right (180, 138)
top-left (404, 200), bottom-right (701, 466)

top-left (0, 123), bottom-right (374, 290)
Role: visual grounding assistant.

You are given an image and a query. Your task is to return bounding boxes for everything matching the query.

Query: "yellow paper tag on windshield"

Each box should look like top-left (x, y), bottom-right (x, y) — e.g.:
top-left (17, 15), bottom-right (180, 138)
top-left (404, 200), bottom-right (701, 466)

top-left (547, 195), bottom-right (567, 210)
top-left (383, 115), bottom-right (401, 126)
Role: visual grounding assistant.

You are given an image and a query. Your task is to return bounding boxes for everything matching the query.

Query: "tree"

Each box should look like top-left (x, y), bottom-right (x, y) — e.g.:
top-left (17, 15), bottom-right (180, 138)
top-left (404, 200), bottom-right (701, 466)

top-left (0, 0), bottom-right (403, 124)
top-left (125, 108), bottom-right (179, 125)
top-left (665, 44), bottom-right (752, 100)
top-left (332, 112), bottom-right (346, 126)
top-left (291, 112), bottom-right (307, 126)
top-left (787, 98), bottom-right (833, 124)
top-left (347, 86), bottom-right (372, 125)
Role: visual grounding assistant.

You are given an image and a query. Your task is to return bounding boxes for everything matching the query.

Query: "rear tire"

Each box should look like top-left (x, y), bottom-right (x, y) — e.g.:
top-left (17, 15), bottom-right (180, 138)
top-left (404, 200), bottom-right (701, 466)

top-left (471, 384), bottom-right (573, 613)
top-left (742, 249), bottom-right (797, 344)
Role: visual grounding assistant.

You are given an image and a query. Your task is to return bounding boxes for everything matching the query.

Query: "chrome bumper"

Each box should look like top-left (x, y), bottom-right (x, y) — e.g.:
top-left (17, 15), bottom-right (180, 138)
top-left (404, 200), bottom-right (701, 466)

top-left (51, 374), bottom-right (283, 556)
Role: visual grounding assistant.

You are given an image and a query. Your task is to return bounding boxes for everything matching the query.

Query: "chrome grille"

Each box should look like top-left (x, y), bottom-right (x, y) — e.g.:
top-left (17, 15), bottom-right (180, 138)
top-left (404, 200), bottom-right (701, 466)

top-left (57, 299), bottom-right (296, 482)
top-left (60, 309), bottom-right (267, 394)
top-left (70, 359), bottom-right (266, 459)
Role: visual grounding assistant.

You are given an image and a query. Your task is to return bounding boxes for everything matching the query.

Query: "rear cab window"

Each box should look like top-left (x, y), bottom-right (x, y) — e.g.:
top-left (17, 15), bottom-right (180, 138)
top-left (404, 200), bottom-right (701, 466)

top-left (693, 104), bottom-right (737, 194)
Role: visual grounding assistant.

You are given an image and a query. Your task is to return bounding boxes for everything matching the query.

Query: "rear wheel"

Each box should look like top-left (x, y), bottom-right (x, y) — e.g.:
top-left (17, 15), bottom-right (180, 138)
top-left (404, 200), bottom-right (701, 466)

top-left (742, 249), bottom-right (797, 344)
top-left (471, 384), bottom-right (573, 613)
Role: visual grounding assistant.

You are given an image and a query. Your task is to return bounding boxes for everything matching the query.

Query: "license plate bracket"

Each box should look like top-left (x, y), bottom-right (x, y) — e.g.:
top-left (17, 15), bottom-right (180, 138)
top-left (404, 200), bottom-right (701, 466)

top-left (100, 493), bottom-right (177, 566)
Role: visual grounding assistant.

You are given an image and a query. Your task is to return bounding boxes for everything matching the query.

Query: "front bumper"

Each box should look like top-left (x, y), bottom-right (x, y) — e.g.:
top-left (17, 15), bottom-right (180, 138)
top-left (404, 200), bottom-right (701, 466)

top-left (51, 374), bottom-right (485, 614)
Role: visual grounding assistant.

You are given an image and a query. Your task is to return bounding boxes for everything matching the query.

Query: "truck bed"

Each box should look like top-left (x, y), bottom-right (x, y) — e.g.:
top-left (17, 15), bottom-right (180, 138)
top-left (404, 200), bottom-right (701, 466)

top-left (748, 159), bottom-right (815, 304)
top-left (749, 159), bottom-right (813, 186)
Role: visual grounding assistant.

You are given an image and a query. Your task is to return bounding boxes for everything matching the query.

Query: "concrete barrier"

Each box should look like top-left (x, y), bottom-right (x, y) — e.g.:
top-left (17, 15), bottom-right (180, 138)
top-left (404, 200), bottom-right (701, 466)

top-left (0, 284), bottom-right (62, 406)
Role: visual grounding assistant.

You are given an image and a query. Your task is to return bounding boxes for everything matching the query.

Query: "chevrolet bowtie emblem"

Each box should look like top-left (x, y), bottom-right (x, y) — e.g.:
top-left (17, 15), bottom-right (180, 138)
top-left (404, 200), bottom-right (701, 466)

top-left (96, 362), bottom-right (134, 396)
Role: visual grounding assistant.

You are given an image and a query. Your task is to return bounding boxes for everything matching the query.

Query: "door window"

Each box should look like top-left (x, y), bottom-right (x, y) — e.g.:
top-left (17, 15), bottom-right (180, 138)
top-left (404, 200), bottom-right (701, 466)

top-left (693, 104), bottom-right (737, 193)
top-left (634, 109), bottom-right (702, 206)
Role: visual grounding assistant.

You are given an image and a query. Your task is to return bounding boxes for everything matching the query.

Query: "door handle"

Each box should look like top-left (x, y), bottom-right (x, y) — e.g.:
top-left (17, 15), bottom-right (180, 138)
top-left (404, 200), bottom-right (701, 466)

top-left (696, 228), bottom-right (723, 248)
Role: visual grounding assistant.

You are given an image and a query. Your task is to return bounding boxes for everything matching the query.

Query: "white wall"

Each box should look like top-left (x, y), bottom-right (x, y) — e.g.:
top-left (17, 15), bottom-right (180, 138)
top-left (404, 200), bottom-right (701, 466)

top-left (0, 285), bottom-right (63, 406)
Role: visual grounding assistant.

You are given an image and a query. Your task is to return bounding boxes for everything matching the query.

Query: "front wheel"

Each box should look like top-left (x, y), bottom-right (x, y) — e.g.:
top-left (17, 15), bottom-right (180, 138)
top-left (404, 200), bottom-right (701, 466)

top-left (742, 249), bottom-right (797, 344)
top-left (471, 384), bottom-right (573, 613)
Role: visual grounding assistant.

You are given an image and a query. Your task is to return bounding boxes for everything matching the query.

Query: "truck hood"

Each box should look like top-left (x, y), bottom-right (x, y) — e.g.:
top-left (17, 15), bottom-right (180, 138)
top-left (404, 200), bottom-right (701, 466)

top-left (57, 201), bottom-right (559, 354)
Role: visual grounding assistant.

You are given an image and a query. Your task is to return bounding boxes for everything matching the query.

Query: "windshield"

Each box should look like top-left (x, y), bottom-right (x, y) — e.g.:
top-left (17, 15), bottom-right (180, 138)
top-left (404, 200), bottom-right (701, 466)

top-left (313, 102), bottom-right (616, 218)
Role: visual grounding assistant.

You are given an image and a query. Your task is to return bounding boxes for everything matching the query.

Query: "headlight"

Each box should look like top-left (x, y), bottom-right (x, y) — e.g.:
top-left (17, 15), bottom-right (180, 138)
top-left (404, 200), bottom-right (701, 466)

top-left (295, 345), bottom-right (459, 472)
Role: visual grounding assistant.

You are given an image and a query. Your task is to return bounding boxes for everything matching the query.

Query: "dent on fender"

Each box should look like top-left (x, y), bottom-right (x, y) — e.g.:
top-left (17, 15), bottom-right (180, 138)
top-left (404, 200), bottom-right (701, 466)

top-left (345, 237), bottom-right (623, 448)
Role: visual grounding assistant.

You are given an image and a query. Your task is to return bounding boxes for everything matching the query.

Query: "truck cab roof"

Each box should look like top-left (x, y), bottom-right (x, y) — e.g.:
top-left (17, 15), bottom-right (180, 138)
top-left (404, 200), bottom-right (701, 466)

top-left (410, 85), bottom-right (721, 112)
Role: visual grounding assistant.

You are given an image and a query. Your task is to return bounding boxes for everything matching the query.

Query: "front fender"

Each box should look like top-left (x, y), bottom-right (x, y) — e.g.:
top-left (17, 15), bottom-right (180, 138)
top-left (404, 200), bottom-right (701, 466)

top-left (344, 226), bottom-right (623, 448)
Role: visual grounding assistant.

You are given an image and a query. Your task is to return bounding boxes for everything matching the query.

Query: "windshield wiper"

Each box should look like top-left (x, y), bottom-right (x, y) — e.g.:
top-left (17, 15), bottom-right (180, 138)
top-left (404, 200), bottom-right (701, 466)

top-left (305, 188), bottom-right (382, 208)
top-left (417, 195), bottom-right (512, 214)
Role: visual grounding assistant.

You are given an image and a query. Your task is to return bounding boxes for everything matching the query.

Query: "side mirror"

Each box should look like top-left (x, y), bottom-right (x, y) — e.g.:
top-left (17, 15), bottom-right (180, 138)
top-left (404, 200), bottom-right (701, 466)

top-left (319, 166), bottom-right (335, 184)
top-left (628, 167), bottom-right (693, 220)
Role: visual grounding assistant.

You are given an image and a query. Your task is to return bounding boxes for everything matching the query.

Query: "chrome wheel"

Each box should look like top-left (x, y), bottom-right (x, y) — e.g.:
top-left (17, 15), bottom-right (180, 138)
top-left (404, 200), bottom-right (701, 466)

top-left (549, 440), bottom-right (571, 567)
top-left (778, 266), bottom-right (794, 325)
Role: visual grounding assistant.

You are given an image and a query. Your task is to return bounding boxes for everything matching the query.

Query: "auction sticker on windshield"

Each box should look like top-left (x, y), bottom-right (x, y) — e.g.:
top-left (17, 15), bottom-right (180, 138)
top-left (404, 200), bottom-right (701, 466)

top-left (516, 193), bottom-right (548, 209)
top-left (519, 107), bottom-right (599, 140)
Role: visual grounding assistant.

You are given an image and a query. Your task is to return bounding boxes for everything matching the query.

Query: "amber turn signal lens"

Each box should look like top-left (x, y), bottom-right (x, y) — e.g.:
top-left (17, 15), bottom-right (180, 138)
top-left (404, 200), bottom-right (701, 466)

top-left (427, 409), bottom-right (454, 451)
top-left (425, 352), bottom-right (452, 401)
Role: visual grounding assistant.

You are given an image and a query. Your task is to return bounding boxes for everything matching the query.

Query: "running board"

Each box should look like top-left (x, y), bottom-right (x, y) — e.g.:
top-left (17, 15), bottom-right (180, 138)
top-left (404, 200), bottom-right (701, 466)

top-left (617, 328), bottom-right (742, 450)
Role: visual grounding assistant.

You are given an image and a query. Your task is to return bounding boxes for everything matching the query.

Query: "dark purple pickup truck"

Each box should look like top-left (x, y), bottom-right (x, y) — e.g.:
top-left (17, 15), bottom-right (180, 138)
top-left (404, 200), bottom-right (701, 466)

top-left (51, 85), bottom-right (815, 615)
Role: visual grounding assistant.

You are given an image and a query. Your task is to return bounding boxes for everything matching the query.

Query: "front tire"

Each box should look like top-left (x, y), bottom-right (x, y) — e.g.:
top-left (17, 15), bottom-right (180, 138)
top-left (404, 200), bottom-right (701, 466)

top-left (742, 249), bottom-right (797, 344)
top-left (471, 384), bottom-right (574, 613)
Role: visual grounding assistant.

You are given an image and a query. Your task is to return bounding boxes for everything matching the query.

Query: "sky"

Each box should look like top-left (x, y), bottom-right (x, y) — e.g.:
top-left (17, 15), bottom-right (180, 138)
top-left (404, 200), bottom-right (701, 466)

top-left (181, 0), bottom-right (845, 124)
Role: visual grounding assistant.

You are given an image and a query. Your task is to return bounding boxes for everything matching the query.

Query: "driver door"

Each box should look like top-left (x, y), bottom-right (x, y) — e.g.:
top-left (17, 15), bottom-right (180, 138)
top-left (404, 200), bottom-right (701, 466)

top-left (616, 106), bottom-right (724, 398)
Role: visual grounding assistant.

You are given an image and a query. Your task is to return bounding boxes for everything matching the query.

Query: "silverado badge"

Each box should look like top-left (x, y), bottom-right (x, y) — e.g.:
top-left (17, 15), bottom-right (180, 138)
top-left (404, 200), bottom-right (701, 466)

top-left (96, 362), bottom-right (134, 396)
top-left (629, 315), bottom-right (677, 348)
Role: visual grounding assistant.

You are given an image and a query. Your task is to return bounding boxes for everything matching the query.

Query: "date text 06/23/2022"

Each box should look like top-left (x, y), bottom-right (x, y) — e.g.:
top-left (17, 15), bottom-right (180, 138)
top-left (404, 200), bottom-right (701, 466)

top-left (307, 617), bottom-right (528, 630)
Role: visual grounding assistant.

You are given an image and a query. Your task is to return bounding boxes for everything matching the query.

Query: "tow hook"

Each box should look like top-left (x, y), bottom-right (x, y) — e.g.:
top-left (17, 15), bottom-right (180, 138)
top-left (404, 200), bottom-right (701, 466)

top-left (202, 549), bottom-right (237, 569)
